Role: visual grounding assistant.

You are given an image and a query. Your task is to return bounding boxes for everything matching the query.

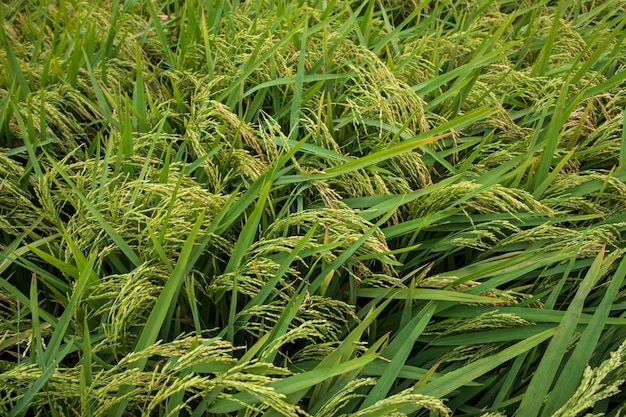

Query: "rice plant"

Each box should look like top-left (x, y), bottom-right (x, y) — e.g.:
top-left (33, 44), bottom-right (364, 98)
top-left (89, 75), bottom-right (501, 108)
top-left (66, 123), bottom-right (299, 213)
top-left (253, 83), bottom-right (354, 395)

top-left (1, 0), bottom-right (625, 416)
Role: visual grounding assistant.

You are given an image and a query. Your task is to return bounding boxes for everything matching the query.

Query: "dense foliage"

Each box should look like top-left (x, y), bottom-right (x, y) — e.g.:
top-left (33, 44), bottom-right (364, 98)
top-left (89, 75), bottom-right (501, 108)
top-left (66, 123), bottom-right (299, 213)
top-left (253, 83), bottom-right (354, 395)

top-left (1, 0), bottom-right (626, 416)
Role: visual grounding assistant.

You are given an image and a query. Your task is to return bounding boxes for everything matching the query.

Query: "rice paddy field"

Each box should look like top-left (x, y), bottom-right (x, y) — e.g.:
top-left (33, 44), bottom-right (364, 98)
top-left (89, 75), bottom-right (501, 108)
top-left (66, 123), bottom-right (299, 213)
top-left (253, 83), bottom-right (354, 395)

top-left (1, 0), bottom-right (626, 415)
